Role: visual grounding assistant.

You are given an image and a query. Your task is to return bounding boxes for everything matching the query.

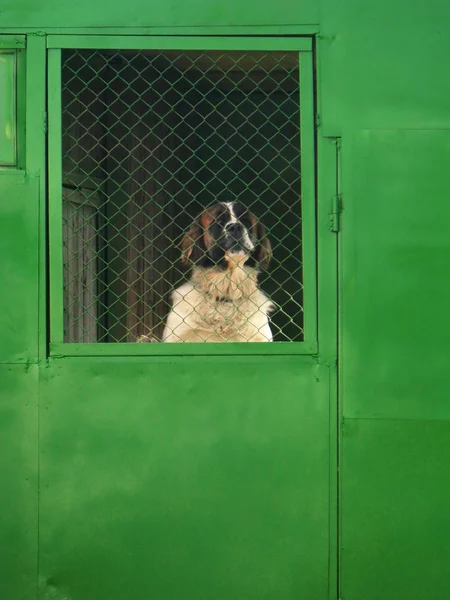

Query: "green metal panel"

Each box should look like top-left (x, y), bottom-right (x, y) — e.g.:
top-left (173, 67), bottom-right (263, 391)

top-left (341, 418), bottom-right (450, 600)
top-left (39, 35), bottom-right (338, 600)
top-left (319, 0), bottom-right (450, 134)
top-left (25, 35), bottom-right (48, 361)
top-left (0, 364), bottom-right (38, 600)
top-left (0, 173), bottom-right (39, 363)
top-left (317, 137), bottom-right (339, 600)
top-left (39, 356), bottom-right (331, 600)
top-left (341, 130), bottom-right (450, 421)
top-left (0, 1), bottom-right (319, 28)
top-left (0, 35), bottom-right (26, 49)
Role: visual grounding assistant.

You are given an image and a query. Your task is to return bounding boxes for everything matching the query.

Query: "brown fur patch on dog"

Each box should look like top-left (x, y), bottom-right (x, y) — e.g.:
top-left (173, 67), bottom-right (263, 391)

top-left (200, 213), bottom-right (213, 248)
top-left (180, 224), bottom-right (201, 264)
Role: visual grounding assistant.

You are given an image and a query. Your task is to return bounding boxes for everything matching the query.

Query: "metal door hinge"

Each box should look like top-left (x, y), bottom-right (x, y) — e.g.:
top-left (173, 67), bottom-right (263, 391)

top-left (315, 113), bottom-right (321, 127)
top-left (43, 111), bottom-right (48, 134)
top-left (330, 193), bottom-right (342, 232)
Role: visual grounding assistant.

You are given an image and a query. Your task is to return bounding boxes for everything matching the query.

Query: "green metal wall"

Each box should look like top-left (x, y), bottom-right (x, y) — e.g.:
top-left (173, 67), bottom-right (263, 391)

top-left (1, 1), bottom-right (450, 599)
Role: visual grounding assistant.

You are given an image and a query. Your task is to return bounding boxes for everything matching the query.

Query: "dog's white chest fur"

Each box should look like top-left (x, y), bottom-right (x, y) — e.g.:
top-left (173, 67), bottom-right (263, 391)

top-left (163, 265), bottom-right (274, 342)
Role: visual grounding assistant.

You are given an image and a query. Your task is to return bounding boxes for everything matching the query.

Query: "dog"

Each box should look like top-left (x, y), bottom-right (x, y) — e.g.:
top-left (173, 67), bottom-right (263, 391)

top-left (137, 201), bottom-right (273, 343)
top-left (160, 201), bottom-right (274, 342)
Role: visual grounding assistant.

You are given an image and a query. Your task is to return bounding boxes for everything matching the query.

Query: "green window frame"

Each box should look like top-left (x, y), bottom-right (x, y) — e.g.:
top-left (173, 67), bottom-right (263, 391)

top-left (47, 35), bottom-right (317, 357)
top-left (0, 35), bottom-right (25, 167)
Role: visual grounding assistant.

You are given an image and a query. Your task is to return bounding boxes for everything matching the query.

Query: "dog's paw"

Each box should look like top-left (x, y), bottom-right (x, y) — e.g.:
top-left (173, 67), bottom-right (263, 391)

top-left (136, 335), bottom-right (158, 343)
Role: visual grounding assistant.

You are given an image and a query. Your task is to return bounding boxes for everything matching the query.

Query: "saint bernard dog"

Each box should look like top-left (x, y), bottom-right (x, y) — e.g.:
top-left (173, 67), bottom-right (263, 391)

top-left (139, 201), bottom-right (274, 343)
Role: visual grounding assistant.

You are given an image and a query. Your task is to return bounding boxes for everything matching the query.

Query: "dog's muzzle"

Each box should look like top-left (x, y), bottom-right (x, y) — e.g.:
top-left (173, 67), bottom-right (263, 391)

top-left (224, 222), bottom-right (255, 252)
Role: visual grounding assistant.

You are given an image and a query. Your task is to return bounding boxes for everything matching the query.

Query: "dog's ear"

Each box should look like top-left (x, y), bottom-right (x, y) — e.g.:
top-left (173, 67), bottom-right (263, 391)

top-left (249, 213), bottom-right (272, 269)
top-left (180, 222), bottom-right (204, 265)
top-left (255, 221), bottom-right (272, 269)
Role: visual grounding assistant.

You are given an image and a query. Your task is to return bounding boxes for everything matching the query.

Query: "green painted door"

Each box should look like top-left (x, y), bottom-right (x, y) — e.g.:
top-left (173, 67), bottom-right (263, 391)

top-left (40, 35), bottom-right (338, 600)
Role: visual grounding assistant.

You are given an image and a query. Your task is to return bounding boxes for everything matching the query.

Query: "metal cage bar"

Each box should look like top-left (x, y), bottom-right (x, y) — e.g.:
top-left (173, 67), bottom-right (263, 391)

top-left (47, 35), bottom-right (312, 52)
top-left (299, 52), bottom-right (317, 344)
top-left (48, 48), bottom-right (65, 343)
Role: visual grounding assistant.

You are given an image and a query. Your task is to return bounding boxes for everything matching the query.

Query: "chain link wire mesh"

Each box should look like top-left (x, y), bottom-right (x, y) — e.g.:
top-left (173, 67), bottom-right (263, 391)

top-left (61, 48), bottom-right (303, 343)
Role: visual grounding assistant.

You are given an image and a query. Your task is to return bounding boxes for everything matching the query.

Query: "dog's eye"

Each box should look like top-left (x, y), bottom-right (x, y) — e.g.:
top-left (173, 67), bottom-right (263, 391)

top-left (216, 216), bottom-right (228, 227)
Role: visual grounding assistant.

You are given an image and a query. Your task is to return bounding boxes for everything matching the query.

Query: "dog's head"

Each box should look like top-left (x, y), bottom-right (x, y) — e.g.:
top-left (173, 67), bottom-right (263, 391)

top-left (180, 202), bottom-right (272, 269)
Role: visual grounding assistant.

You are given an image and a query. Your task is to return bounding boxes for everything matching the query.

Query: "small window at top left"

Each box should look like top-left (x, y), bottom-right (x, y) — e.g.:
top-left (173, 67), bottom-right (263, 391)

top-left (0, 50), bottom-right (17, 166)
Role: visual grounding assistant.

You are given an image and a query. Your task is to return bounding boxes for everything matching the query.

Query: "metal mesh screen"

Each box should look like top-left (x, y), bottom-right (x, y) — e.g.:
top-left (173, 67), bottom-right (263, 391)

top-left (61, 48), bottom-right (303, 343)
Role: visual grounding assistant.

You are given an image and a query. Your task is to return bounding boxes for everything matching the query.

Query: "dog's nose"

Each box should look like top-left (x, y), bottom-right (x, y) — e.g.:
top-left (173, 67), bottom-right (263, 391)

top-left (226, 222), bottom-right (244, 237)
